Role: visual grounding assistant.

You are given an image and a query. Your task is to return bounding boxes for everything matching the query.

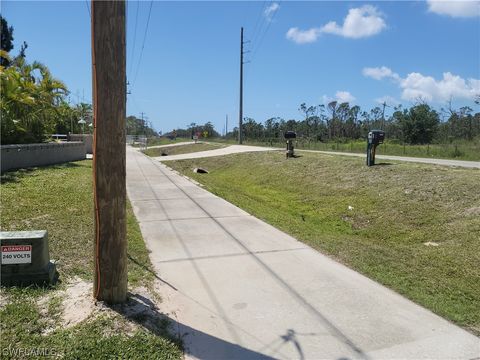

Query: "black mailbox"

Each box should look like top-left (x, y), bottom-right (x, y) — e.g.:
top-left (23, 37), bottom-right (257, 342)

top-left (368, 130), bottom-right (385, 145)
top-left (366, 130), bottom-right (385, 166)
top-left (284, 131), bottom-right (297, 139)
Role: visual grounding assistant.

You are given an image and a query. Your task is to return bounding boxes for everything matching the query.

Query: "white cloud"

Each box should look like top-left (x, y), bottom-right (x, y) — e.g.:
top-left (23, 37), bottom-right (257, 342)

top-left (320, 5), bottom-right (386, 38)
top-left (427, 0), bottom-right (480, 18)
top-left (264, 2), bottom-right (280, 21)
top-left (286, 5), bottom-right (386, 44)
top-left (400, 72), bottom-right (480, 102)
top-left (322, 91), bottom-right (356, 104)
top-left (286, 27), bottom-right (321, 44)
top-left (364, 66), bottom-right (480, 102)
top-left (336, 91), bottom-right (356, 103)
top-left (375, 95), bottom-right (400, 106)
top-left (362, 66), bottom-right (400, 81)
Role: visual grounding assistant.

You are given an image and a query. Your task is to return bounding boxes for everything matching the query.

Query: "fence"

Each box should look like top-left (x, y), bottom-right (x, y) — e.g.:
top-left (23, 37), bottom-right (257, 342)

top-left (1, 142), bottom-right (86, 173)
top-left (126, 135), bottom-right (147, 149)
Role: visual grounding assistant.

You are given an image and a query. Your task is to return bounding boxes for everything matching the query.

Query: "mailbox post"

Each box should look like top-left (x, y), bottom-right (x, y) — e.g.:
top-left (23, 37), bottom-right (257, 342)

top-left (284, 131), bottom-right (296, 158)
top-left (366, 130), bottom-right (385, 166)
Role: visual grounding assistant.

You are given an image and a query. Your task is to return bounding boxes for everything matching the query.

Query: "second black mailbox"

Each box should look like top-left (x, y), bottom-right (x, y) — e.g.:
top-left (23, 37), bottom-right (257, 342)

top-left (368, 130), bottom-right (385, 145)
top-left (366, 130), bottom-right (385, 166)
top-left (284, 131), bottom-right (296, 158)
top-left (284, 131), bottom-right (297, 140)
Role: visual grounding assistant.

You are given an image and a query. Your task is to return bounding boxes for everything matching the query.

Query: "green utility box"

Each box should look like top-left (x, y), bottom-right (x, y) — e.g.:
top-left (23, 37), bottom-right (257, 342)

top-left (1, 230), bottom-right (57, 286)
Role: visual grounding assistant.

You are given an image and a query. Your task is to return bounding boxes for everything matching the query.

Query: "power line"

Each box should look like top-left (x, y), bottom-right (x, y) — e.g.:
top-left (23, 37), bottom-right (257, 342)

top-left (131, 0), bottom-right (154, 89)
top-left (248, 2), bottom-right (269, 59)
top-left (249, 1), bottom-right (268, 46)
top-left (128, 1), bottom-right (140, 80)
top-left (250, 1), bottom-right (280, 62)
top-left (84, 0), bottom-right (91, 18)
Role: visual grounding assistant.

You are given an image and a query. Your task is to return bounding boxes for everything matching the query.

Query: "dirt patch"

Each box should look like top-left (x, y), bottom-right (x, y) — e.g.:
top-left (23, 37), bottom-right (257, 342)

top-left (0, 292), bottom-right (9, 308)
top-left (62, 277), bottom-right (95, 328)
top-left (463, 206), bottom-right (480, 217)
top-left (35, 279), bottom-right (171, 337)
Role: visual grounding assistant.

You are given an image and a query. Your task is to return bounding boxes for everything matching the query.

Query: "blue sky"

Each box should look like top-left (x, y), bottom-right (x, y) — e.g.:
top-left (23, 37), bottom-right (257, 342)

top-left (2, 1), bottom-right (479, 134)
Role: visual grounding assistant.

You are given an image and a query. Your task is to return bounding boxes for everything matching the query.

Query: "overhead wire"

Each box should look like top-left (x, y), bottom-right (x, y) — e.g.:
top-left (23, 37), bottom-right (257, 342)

top-left (250, 1), bottom-right (280, 62)
top-left (84, 0), bottom-right (91, 18)
top-left (131, 0), bottom-right (154, 89)
top-left (244, 2), bottom-right (270, 77)
top-left (249, 1), bottom-right (268, 48)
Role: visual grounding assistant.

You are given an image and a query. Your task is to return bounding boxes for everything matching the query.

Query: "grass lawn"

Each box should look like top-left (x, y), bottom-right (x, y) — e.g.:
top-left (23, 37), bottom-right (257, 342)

top-left (167, 151), bottom-right (480, 335)
top-left (0, 161), bottom-right (182, 359)
top-left (143, 142), bottom-right (225, 157)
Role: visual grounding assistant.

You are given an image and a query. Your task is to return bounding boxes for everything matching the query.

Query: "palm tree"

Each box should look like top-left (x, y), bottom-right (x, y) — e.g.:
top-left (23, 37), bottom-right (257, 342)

top-left (1, 57), bottom-right (69, 143)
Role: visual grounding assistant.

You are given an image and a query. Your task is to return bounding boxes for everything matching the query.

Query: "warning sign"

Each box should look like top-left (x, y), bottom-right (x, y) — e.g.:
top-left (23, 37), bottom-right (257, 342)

top-left (1, 245), bottom-right (32, 264)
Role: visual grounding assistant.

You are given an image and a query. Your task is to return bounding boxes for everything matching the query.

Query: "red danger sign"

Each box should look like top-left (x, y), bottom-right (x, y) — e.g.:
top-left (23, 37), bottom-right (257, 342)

top-left (1, 245), bottom-right (32, 264)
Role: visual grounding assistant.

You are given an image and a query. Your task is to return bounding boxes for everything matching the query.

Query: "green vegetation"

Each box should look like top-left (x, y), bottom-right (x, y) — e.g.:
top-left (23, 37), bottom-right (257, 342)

top-left (0, 161), bottom-right (182, 358)
top-left (143, 142), bottom-right (225, 157)
top-left (219, 101), bottom-right (480, 160)
top-left (163, 121), bottom-right (220, 139)
top-left (168, 151), bottom-right (480, 335)
top-left (126, 116), bottom-right (158, 137)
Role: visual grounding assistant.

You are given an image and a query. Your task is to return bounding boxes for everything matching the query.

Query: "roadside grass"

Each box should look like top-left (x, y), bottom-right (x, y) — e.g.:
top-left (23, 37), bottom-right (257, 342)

top-left (143, 142), bottom-right (225, 157)
top-left (214, 138), bottom-right (480, 161)
top-left (167, 151), bottom-right (480, 335)
top-left (0, 161), bottom-right (181, 359)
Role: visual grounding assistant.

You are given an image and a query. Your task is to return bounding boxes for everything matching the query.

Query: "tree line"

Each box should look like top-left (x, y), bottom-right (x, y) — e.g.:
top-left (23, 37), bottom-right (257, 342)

top-left (164, 122), bottom-right (220, 139)
top-left (225, 100), bottom-right (479, 145)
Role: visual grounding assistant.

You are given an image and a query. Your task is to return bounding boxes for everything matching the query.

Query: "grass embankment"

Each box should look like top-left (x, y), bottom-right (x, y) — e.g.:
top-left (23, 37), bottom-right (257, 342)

top-left (168, 152), bottom-right (480, 335)
top-left (143, 142), bottom-right (225, 157)
top-left (0, 162), bottom-right (182, 359)
top-left (214, 138), bottom-right (480, 161)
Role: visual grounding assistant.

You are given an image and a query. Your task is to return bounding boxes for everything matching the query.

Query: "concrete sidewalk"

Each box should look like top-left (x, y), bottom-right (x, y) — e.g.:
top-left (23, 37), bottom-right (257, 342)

top-left (154, 144), bottom-right (278, 162)
top-left (126, 147), bottom-right (479, 359)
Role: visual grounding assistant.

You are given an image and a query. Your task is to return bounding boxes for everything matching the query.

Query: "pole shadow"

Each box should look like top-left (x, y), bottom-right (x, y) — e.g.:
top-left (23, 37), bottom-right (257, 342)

top-left (374, 162), bottom-right (394, 166)
top-left (109, 292), bottom-right (277, 360)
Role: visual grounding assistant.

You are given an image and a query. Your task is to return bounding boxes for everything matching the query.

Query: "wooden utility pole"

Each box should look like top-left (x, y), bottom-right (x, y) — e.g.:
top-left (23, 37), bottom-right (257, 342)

top-left (239, 27), bottom-right (243, 144)
top-left (91, 0), bottom-right (127, 304)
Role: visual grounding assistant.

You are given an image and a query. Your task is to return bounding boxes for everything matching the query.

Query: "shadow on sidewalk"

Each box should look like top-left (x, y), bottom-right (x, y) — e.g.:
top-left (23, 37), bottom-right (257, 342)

top-left (128, 254), bottom-right (178, 291)
top-left (109, 292), bottom-right (277, 360)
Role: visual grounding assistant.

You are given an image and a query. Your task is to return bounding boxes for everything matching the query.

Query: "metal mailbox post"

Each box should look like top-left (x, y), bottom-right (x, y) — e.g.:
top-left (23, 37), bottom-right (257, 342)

top-left (284, 131), bottom-right (296, 158)
top-left (366, 130), bottom-right (385, 166)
